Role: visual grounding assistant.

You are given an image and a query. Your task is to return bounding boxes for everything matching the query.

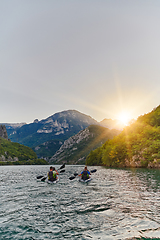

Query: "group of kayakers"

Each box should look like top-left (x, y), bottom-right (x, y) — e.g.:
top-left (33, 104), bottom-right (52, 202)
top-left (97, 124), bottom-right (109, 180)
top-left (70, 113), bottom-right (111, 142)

top-left (48, 165), bottom-right (91, 182)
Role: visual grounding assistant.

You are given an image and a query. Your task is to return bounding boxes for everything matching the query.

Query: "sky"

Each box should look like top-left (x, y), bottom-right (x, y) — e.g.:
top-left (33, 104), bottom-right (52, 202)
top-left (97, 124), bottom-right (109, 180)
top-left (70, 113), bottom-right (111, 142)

top-left (1, 0), bottom-right (160, 124)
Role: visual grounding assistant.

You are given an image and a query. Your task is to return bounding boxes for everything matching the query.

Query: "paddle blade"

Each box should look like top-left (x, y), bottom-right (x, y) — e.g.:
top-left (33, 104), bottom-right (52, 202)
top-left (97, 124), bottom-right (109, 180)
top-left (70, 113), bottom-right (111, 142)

top-left (69, 176), bottom-right (76, 180)
top-left (74, 173), bottom-right (78, 176)
top-left (59, 163), bottom-right (65, 170)
top-left (60, 169), bottom-right (65, 173)
top-left (41, 177), bottom-right (47, 181)
top-left (37, 175), bottom-right (44, 179)
top-left (91, 169), bottom-right (97, 173)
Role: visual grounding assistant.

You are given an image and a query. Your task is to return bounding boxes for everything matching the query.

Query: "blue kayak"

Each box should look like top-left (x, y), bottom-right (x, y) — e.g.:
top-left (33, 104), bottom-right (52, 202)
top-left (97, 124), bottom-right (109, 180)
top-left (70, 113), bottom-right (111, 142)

top-left (79, 177), bottom-right (92, 183)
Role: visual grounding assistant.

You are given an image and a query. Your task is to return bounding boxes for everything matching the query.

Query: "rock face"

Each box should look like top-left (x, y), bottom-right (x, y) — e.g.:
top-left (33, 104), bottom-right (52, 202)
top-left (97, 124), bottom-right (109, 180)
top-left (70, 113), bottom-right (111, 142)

top-left (50, 128), bottom-right (90, 164)
top-left (0, 125), bottom-right (8, 140)
top-left (0, 155), bottom-right (18, 162)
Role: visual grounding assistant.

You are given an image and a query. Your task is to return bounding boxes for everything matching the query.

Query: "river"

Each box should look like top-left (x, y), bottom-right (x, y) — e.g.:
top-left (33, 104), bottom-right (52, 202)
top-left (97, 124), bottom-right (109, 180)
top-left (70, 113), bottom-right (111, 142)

top-left (0, 165), bottom-right (160, 239)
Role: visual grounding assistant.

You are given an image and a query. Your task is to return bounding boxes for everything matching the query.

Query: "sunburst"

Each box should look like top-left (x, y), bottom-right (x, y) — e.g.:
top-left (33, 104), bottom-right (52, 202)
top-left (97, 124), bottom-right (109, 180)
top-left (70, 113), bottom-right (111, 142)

top-left (118, 112), bottom-right (131, 126)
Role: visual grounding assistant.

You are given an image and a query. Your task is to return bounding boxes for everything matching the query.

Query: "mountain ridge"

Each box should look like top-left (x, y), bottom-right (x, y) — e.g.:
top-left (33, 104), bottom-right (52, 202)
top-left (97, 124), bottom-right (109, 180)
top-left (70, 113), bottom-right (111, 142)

top-left (6, 110), bottom-right (99, 155)
top-left (2, 109), bottom-right (123, 160)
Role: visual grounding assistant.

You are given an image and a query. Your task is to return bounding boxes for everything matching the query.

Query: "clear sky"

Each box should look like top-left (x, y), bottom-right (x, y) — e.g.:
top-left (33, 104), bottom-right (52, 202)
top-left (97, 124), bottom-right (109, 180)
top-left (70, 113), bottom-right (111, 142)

top-left (1, 0), bottom-right (160, 123)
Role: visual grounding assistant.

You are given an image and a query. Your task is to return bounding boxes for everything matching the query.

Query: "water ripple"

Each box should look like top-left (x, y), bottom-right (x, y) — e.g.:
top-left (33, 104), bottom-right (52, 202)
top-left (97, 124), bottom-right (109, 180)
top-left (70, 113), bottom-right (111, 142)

top-left (0, 165), bottom-right (160, 239)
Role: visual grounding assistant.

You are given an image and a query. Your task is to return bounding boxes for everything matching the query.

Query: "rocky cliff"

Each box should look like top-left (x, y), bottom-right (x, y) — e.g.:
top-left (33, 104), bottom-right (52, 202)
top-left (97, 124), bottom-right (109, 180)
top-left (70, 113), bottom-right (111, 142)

top-left (0, 125), bottom-right (8, 140)
top-left (49, 125), bottom-right (120, 165)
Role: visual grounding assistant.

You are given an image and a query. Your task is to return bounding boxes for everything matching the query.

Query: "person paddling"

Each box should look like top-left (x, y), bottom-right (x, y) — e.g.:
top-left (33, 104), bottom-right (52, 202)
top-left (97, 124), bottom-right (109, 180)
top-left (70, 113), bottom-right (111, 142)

top-left (79, 166), bottom-right (91, 180)
top-left (48, 166), bottom-right (59, 182)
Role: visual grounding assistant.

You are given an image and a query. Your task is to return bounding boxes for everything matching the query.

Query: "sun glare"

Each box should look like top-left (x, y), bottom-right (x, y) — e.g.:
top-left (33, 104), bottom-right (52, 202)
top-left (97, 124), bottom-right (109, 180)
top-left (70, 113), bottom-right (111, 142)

top-left (118, 112), bottom-right (131, 126)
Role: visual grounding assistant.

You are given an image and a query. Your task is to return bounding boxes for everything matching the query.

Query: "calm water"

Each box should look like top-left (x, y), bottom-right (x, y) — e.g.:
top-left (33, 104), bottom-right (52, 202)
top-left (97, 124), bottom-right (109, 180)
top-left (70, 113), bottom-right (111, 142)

top-left (0, 165), bottom-right (160, 240)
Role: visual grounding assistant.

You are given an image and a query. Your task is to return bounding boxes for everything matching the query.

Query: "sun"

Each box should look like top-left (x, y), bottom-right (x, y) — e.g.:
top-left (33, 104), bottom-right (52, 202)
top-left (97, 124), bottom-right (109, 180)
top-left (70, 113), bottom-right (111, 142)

top-left (118, 112), bottom-right (131, 126)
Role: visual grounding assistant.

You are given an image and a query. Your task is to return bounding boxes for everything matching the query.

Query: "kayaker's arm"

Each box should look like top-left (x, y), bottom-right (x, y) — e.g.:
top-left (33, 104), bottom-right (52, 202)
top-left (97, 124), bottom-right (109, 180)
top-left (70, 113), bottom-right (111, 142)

top-left (78, 171), bottom-right (83, 176)
top-left (55, 170), bottom-right (59, 175)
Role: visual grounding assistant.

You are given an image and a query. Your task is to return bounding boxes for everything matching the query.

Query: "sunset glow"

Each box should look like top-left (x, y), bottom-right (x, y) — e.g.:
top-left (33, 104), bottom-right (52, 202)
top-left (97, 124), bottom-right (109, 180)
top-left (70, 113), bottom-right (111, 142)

top-left (118, 112), bottom-right (131, 126)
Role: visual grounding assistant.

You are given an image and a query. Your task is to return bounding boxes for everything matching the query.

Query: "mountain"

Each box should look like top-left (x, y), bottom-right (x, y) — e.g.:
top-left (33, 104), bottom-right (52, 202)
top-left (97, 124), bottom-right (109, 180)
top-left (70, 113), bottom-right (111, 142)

top-left (49, 125), bottom-right (120, 165)
top-left (0, 125), bottom-right (47, 165)
top-left (7, 110), bottom-right (99, 157)
top-left (86, 105), bottom-right (160, 168)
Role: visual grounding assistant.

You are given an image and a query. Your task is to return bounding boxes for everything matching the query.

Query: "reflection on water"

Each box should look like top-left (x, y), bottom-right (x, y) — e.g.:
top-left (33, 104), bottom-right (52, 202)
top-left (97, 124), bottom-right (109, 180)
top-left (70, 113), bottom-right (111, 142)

top-left (0, 165), bottom-right (160, 239)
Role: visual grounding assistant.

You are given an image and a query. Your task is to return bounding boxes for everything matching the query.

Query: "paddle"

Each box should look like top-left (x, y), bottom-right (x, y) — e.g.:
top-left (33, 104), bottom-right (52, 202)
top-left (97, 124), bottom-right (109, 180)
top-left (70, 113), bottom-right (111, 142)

top-left (41, 176), bottom-right (47, 182)
top-left (69, 175), bottom-right (76, 180)
top-left (57, 163), bottom-right (65, 170)
top-left (69, 169), bottom-right (97, 180)
top-left (37, 175), bottom-right (44, 179)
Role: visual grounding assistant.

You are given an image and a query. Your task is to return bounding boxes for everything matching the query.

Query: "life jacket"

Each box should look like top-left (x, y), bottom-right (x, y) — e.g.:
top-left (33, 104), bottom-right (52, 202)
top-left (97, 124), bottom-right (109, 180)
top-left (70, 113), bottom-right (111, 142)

top-left (48, 171), bottom-right (56, 181)
top-left (82, 170), bottom-right (89, 180)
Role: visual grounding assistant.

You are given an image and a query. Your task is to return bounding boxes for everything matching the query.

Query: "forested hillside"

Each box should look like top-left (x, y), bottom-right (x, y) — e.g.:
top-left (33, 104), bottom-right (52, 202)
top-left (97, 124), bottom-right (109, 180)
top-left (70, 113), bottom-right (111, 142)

top-left (86, 105), bottom-right (160, 168)
top-left (0, 137), bottom-right (47, 165)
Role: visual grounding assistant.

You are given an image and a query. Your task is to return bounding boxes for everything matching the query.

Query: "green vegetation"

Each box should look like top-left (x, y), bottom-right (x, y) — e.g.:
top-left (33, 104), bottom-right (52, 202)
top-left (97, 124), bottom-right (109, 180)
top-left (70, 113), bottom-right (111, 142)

top-left (0, 137), bottom-right (48, 165)
top-left (33, 139), bottom-right (63, 159)
top-left (86, 105), bottom-right (160, 168)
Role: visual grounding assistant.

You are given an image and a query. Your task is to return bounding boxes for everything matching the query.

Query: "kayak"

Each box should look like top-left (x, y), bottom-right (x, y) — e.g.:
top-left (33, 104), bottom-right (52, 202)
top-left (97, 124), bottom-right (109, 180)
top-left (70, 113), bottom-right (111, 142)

top-left (47, 177), bottom-right (59, 184)
top-left (79, 177), bottom-right (92, 183)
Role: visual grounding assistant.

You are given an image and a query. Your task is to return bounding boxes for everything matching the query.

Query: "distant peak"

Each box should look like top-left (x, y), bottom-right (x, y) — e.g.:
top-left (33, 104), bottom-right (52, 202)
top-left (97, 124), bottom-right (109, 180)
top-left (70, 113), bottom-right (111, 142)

top-left (34, 119), bottom-right (39, 123)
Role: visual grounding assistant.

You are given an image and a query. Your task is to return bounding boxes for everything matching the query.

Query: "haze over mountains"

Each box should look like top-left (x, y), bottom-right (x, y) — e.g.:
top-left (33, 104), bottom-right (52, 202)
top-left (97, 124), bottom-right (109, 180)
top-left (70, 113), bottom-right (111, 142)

top-left (100, 118), bottom-right (127, 131)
